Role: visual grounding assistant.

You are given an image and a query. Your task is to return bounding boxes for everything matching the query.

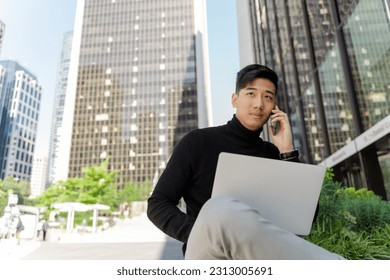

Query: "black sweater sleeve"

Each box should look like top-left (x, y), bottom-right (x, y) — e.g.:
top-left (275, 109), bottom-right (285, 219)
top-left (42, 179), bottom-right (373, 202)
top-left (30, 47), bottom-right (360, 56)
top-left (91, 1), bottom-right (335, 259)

top-left (147, 138), bottom-right (196, 243)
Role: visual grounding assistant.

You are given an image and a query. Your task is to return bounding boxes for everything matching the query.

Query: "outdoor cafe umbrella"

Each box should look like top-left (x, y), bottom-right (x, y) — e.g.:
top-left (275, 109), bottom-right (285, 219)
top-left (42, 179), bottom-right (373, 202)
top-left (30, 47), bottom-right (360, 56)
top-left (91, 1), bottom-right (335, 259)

top-left (86, 203), bottom-right (110, 233)
top-left (52, 202), bottom-right (89, 233)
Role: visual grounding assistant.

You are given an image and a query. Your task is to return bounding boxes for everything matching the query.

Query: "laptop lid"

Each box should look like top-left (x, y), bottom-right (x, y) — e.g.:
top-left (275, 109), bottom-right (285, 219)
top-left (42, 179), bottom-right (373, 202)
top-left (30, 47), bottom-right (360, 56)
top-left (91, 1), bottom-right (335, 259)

top-left (211, 152), bottom-right (325, 236)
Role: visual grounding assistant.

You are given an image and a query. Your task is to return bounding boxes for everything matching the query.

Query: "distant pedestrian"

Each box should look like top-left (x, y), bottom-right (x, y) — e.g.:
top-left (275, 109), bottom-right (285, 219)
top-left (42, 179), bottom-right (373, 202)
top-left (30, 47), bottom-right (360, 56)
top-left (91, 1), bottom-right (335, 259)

top-left (15, 217), bottom-right (24, 245)
top-left (42, 220), bottom-right (49, 241)
top-left (36, 220), bottom-right (43, 240)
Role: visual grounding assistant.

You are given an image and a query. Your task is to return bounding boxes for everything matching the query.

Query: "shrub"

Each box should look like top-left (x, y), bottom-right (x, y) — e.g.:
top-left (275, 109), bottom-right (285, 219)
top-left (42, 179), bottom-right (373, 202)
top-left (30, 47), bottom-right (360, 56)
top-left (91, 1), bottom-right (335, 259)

top-left (305, 169), bottom-right (390, 259)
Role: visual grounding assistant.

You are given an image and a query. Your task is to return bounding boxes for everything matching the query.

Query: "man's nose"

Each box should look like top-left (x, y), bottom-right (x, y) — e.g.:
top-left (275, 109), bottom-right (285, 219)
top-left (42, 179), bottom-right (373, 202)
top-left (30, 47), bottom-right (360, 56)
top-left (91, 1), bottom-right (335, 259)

top-left (253, 96), bottom-right (264, 109)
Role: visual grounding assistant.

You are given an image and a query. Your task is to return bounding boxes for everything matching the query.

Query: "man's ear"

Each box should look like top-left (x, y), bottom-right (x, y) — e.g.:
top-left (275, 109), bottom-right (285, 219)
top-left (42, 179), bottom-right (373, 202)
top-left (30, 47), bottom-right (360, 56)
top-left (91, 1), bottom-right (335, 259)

top-left (231, 92), bottom-right (238, 108)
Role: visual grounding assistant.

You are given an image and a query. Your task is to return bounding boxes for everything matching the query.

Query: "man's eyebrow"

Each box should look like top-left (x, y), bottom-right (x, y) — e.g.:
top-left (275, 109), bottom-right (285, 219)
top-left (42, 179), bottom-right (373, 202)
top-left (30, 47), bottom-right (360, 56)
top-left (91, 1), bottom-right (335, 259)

top-left (244, 86), bottom-right (275, 95)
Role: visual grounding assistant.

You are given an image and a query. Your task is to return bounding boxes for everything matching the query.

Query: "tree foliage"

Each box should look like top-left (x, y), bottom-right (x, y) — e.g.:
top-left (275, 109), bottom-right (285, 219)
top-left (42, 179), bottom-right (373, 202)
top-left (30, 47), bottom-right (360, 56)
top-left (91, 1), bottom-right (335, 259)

top-left (0, 177), bottom-right (31, 216)
top-left (117, 181), bottom-right (152, 204)
top-left (0, 177), bottom-right (30, 197)
top-left (34, 158), bottom-right (119, 210)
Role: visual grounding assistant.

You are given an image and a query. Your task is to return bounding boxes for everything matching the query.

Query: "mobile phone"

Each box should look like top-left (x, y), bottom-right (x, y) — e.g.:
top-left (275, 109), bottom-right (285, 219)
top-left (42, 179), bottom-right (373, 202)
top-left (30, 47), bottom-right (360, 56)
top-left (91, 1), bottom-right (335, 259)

top-left (270, 112), bottom-right (281, 135)
top-left (272, 119), bottom-right (281, 135)
top-left (269, 105), bottom-right (281, 136)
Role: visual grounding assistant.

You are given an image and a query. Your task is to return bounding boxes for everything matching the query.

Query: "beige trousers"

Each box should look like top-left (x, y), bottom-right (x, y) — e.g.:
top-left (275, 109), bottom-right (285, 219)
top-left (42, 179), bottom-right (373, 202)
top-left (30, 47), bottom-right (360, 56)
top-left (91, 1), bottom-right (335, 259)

top-left (185, 196), bottom-right (344, 260)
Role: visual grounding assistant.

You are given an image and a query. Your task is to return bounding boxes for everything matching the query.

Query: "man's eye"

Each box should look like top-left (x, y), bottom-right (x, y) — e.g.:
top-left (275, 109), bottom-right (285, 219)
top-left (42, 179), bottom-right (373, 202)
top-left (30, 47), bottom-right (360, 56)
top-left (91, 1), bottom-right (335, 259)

top-left (247, 92), bottom-right (255, 96)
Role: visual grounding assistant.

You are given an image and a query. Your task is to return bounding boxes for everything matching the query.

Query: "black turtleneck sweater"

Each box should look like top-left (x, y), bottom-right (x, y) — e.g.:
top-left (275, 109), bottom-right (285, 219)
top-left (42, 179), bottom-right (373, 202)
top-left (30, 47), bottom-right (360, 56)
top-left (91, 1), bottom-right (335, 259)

top-left (147, 115), bottom-right (289, 248)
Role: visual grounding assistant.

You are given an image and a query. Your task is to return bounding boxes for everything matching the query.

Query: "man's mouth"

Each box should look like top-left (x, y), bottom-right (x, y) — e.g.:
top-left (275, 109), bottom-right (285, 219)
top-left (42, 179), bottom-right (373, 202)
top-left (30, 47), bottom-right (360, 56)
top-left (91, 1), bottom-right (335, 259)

top-left (250, 113), bottom-right (263, 118)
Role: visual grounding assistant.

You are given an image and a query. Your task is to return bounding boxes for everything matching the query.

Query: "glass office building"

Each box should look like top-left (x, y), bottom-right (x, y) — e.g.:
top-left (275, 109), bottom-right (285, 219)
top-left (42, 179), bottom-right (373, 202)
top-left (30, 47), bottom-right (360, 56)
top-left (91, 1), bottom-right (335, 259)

top-left (56, 0), bottom-right (212, 189)
top-left (237, 0), bottom-right (390, 199)
top-left (47, 31), bottom-right (73, 185)
top-left (0, 60), bottom-right (42, 180)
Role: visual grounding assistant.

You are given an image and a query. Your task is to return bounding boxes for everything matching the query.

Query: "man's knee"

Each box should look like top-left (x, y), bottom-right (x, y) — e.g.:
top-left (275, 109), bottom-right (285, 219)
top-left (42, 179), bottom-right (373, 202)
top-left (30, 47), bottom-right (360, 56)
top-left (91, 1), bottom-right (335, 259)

top-left (198, 196), bottom-right (237, 222)
top-left (197, 196), bottom-right (259, 232)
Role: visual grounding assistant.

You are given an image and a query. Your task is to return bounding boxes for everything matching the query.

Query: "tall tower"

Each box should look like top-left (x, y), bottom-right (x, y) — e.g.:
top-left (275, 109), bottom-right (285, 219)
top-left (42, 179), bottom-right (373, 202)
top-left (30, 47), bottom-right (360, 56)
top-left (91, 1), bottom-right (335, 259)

top-left (237, 0), bottom-right (390, 199)
top-left (47, 31), bottom-right (73, 185)
top-left (56, 0), bottom-right (212, 188)
top-left (0, 60), bottom-right (42, 180)
top-left (30, 155), bottom-right (48, 198)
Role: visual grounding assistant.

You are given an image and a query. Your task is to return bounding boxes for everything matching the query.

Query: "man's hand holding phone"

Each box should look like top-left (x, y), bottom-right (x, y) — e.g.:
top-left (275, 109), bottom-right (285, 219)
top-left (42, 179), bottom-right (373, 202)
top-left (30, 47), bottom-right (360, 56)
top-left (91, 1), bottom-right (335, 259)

top-left (270, 112), bottom-right (281, 136)
top-left (269, 106), bottom-right (294, 153)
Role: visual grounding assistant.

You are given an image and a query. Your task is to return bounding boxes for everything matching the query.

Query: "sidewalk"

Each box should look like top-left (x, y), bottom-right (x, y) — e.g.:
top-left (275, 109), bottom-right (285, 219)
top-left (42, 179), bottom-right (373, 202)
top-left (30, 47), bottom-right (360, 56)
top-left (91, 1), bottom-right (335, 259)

top-left (56, 212), bottom-right (170, 244)
top-left (0, 212), bottom-right (182, 260)
top-left (0, 238), bottom-right (41, 260)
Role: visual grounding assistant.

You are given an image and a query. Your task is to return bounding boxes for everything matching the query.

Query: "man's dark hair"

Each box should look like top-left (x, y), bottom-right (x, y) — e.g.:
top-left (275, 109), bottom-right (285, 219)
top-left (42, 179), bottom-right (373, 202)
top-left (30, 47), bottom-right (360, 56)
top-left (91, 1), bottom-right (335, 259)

top-left (235, 64), bottom-right (278, 93)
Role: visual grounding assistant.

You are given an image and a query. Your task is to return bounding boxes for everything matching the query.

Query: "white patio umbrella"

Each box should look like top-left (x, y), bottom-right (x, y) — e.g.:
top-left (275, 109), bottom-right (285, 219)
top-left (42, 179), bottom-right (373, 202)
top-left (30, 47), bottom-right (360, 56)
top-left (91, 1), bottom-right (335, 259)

top-left (86, 203), bottom-right (110, 233)
top-left (52, 202), bottom-right (89, 233)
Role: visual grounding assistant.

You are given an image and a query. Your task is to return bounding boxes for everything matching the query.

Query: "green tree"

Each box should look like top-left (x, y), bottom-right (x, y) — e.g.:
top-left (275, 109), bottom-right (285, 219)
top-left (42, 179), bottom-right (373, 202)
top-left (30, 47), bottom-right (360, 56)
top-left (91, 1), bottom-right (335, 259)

top-left (117, 181), bottom-right (151, 204)
top-left (0, 177), bottom-right (30, 197)
top-left (78, 158), bottom-right (118, 208)
top-left (0, 187), bottom-right (7, 216)
top-left (0, 177), bottom-right (31, 215)
top-left (34, 182), bottom-right (67, 206)
top-left (34, 158), bottom-right (119, 210)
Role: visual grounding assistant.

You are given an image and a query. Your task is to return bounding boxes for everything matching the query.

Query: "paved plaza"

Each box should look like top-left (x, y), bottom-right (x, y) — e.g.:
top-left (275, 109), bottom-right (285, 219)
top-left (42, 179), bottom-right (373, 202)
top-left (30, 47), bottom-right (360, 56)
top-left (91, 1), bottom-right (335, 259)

top-left (0, 213), bottom-right (183, 260)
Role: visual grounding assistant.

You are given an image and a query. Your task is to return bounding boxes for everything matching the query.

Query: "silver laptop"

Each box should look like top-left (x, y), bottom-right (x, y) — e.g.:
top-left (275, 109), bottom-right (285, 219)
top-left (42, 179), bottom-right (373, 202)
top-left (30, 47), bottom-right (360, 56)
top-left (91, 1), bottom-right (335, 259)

top-left (211, 152), bottom-right (326, 236)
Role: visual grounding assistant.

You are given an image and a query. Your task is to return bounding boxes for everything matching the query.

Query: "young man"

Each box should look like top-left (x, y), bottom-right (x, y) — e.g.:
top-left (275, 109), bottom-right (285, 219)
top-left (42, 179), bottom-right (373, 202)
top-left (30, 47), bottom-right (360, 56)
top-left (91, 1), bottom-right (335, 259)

top-left (147, 64), bottom-right (343, 259)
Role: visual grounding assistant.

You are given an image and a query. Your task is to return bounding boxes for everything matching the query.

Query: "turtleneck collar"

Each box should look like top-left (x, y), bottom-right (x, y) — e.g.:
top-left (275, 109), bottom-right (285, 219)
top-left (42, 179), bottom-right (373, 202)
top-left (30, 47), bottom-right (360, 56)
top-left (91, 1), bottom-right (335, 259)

top-left (226, 114), bottom-right (263, 142)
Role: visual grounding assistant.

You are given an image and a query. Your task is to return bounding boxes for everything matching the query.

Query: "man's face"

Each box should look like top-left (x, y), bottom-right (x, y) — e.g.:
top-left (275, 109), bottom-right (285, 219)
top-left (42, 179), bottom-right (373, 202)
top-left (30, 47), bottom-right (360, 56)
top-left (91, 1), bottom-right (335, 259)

top-left (231, 78), bottom-right (276, 131)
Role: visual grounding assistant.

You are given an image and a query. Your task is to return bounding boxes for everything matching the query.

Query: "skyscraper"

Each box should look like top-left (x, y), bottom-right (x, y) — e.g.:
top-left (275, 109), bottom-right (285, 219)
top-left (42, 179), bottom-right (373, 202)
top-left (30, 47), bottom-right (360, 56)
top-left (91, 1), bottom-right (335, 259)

top-left (0, 60), bottom-right (42, 180)
top-left (237, 0), bottom-right (390, 199)
top-left (56, 0), bottom-right (212, 189)
top-left (47, 31), bottom-right (73, 185)
top-left (30, 155), bottom-right (48, 198)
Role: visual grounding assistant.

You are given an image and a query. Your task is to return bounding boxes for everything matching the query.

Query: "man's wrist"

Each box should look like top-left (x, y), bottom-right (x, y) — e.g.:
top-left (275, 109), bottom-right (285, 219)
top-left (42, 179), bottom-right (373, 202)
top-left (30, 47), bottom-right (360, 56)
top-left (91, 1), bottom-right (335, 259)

top-left (279, 149), bottom-right (299, 160)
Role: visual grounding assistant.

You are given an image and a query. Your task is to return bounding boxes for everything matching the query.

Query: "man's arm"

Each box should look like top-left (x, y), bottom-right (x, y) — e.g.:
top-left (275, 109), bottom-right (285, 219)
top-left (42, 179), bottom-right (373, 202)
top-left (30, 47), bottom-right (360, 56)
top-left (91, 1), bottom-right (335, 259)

top-left (270, 107), bottom-right (319, 222)
top-left (269, 106), bottom-right (295, 153)
top-left (147, 139), bottom-right (196, 243)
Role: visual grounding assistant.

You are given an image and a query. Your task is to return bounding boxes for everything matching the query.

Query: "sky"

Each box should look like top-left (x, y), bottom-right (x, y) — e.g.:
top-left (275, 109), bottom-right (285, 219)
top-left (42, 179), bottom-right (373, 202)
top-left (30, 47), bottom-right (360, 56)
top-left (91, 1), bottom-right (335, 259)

top-left (0, 0), bottom-right (239, 156)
